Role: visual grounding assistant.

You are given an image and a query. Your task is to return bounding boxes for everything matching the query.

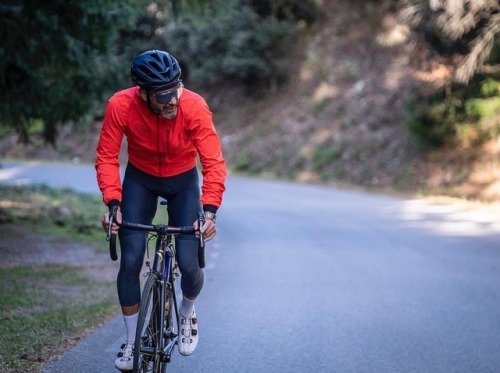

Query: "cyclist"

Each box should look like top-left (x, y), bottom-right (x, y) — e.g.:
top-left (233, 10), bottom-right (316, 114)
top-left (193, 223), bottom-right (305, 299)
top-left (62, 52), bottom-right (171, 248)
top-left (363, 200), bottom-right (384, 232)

top-left (95, 49), bottom-right (226, 371)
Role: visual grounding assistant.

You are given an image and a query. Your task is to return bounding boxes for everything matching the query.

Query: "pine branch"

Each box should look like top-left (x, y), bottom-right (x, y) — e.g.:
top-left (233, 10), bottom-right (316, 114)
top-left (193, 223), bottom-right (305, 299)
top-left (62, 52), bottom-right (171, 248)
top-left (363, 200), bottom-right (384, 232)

top-left (454, 13), bottom-right (500, 83)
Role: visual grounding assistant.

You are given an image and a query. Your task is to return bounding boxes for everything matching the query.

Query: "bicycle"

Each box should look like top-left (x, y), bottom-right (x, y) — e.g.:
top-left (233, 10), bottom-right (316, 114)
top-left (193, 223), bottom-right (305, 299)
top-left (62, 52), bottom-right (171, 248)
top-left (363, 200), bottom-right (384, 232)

top-left (107, 205), bottom-right (205, 373)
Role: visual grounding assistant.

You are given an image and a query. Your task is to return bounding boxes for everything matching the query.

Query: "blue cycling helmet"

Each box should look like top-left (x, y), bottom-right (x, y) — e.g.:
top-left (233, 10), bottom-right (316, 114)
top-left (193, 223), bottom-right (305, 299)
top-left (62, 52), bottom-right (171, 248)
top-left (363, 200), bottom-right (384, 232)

top-left (131, 50), bottom-right (182, 91)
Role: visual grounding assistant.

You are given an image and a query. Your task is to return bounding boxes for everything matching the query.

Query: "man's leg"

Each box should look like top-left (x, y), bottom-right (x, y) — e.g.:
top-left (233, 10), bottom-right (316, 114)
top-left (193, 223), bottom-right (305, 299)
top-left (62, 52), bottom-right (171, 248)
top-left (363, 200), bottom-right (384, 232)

top-left (115, 168), bottom-right (158, 370)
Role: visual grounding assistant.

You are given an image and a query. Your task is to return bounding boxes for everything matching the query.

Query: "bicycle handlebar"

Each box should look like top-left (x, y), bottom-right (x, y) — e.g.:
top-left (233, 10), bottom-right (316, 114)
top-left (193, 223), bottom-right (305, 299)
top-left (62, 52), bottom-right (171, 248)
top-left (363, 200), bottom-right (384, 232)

top-left (118, 220), bottom-right (198, 234)
top-left (106, 210), bottom-right (206, 268)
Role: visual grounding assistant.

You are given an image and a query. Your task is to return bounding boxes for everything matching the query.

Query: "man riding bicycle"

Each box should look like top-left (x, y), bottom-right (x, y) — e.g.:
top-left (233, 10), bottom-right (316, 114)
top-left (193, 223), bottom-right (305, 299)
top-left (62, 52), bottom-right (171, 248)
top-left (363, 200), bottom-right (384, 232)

top-left (95, 49), bottom-right (226, 371)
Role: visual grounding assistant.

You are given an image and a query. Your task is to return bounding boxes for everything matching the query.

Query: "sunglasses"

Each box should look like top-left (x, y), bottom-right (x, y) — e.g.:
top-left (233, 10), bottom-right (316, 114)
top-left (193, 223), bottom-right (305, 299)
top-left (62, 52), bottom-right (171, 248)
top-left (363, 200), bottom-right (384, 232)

top-left (152, 88), bottom-right (179, 104)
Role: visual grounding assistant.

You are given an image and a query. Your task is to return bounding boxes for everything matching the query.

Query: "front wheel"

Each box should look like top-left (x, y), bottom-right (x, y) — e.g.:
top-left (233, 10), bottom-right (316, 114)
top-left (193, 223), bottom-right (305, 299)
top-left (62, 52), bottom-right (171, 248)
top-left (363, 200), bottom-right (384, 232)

top-left (133, 275), bottom-right (168, 373)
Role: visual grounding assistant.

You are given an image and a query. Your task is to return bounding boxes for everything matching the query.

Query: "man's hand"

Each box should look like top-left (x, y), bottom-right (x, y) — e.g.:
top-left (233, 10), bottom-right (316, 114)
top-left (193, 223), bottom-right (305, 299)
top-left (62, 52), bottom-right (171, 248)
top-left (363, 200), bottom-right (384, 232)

top-left (102, 207), bottom-right (122, 235)
top-left (194, 216), bottom-right (216, 242)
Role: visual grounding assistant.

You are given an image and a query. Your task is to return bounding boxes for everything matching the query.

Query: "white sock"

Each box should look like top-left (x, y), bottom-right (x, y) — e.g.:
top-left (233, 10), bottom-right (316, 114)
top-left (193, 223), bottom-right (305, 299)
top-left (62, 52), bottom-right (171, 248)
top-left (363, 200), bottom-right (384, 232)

top-left (124, 312), bottom-right (139, 344)
top-left (179, 296), bottom-right (196, 317)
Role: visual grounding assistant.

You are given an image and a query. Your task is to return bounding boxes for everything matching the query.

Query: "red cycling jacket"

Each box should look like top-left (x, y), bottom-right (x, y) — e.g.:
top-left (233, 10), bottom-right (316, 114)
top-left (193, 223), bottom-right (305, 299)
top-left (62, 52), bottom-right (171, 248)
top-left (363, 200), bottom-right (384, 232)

top-left (95, 86), bottom-right (226, 209)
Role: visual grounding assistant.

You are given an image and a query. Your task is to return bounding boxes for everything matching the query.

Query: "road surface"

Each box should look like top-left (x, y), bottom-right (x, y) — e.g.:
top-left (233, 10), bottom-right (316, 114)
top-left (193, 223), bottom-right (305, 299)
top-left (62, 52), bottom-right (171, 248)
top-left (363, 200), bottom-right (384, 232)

top-left (1, 160), bottom-right (500, 372)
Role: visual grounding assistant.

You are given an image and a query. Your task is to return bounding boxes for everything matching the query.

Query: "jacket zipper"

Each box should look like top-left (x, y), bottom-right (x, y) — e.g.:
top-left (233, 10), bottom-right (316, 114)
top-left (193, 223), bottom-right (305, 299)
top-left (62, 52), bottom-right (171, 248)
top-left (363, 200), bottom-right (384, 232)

top-left (157, 116), bottom-right (162, 175)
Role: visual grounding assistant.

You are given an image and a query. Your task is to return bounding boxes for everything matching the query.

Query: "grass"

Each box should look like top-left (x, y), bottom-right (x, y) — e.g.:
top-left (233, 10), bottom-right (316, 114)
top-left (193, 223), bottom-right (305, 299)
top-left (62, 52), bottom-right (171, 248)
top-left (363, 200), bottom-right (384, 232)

top-left (0, 184), bottom-right (119, 373)
top-left (0, 266), bottom-right (118, 372)
top-left (0, 184), bottom-right (105, 247)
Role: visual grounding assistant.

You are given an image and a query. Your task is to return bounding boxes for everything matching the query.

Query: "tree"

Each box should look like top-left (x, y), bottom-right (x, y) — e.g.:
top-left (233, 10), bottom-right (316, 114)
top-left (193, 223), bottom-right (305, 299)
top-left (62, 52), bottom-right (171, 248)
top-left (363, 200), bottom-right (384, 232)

top-left (0, 0), bottom-right (139, 143)
top-left (399, 0), bottom-right (500, 148)
top-left (0, 0), bottom-right (318, 144)
top-left (399, 0), bottom-right (499, 84)
top-left (0, 0), bottom-right (242, 144)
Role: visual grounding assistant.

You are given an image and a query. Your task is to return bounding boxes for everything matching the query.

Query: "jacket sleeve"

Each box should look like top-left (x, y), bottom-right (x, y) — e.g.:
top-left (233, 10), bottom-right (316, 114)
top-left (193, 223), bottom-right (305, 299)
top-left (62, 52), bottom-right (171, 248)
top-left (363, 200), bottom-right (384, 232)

top-left (188, 98), bottom-right (226, 211)
top-left (95, 96), bottom-right (125, 206)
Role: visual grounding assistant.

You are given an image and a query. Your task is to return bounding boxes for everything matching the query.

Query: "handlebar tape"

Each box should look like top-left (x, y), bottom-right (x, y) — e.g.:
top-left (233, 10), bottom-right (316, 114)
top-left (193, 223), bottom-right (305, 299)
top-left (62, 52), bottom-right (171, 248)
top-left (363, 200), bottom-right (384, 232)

top-left (198, 243), bottom-right (205, 269)
top-left (198, 214), bottom-right (206, 269)
top-left (109, 235), bottom-right (118, 261)
top-left (108, 205), bottom-right (118, 261)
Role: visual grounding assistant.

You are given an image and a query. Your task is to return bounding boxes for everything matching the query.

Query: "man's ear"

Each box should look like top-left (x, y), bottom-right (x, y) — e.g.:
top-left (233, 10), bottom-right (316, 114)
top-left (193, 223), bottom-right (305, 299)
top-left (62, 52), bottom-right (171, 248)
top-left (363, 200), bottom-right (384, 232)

top-left (139, 89), bottom-right (148, 102)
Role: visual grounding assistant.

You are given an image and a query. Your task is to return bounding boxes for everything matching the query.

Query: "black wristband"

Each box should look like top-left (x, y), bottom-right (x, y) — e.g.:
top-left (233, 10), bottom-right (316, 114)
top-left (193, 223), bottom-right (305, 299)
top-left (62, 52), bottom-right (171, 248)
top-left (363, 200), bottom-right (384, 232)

top-left (203, 204), bottom-right (218, 214)
top-left (107, 199), bottom-right (120, 213)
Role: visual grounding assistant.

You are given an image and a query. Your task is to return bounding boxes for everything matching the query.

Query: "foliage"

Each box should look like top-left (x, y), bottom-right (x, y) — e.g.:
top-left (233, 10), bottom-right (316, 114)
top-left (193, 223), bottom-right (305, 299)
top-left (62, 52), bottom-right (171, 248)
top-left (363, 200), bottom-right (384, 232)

top-left (313, 147), bottom-right (338, 172)
top-left (404, 94), bottom-right (458, 148)
top-left (170, 0), bottom-right (238, 20)
top-left (0, 0), bottom-right (318, 143)
top-left (243, 0), bottom-right (321, 24)
top-left (234, 154), bottom-right (253, 172)
top-left (0, 0), bottom-right (144, 144)
top-left (163, 0), bottom-right (319, 91)
top-left (399, 1), bottom-right (499, 148)
top-left (118, 0), bottom-right (319, 89)
top-left (198, 8), bottom-right (297, 89)
top-left (404, 75), bottom-right (500, 148)
top-left (399, 0), bottom-right (500, 84)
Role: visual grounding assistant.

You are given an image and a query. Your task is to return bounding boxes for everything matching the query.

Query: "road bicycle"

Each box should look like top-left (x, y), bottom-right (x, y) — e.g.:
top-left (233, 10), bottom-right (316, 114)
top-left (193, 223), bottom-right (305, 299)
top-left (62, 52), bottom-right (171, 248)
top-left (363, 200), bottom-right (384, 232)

top-left (107, 205), bottom-right (205, 373)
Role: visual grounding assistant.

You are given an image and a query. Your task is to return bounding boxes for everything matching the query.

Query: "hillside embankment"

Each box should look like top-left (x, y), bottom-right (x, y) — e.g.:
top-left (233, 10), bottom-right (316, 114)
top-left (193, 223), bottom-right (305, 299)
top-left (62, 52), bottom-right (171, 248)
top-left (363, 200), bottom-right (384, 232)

top-left (208, 1), bottom-right (500, 202)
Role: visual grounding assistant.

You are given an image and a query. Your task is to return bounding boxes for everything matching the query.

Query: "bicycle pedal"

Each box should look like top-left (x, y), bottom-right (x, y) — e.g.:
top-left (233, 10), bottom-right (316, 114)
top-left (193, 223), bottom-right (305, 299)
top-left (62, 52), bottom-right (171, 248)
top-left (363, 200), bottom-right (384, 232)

top-left (164, 331), bottom-right (177, 339)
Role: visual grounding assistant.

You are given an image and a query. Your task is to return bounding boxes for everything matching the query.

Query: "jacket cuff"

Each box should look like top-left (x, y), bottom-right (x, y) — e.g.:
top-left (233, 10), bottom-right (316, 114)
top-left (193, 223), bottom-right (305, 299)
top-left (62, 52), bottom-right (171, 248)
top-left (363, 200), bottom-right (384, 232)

top-left (107, 199), bottom-right (121, 212)
top-left (203, 204), bottom-right (218, 214)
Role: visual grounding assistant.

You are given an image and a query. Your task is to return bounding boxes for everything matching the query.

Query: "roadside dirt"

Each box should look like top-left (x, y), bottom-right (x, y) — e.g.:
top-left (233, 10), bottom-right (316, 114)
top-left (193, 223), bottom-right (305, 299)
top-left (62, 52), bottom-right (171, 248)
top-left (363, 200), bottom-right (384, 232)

top-left (0, 224), bottom-right (117, 281)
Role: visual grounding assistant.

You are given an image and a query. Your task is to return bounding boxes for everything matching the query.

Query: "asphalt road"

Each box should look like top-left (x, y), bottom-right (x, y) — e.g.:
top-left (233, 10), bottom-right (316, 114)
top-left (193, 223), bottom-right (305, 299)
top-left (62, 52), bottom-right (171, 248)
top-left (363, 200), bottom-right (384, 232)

top-left (1, 160), bottom-right (500, 372)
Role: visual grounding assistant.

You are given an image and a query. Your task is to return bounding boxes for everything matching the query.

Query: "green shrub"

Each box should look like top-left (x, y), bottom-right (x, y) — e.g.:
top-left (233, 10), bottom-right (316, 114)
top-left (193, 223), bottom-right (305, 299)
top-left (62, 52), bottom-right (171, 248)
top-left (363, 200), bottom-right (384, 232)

top-left (480, 78), bottom-right (500, 97)
top-left (164, 1), bottom-right (318, 91)
top-left (234, 154), bottom-right (253, 172)
top-left (405, 75), bottom-right (500, 148)
top-left (465, 97), bottom-right (500, 120)
top-left (313, 146), bottom-right (338, 171)
top-left (404, 95), bottom-right (459, 148)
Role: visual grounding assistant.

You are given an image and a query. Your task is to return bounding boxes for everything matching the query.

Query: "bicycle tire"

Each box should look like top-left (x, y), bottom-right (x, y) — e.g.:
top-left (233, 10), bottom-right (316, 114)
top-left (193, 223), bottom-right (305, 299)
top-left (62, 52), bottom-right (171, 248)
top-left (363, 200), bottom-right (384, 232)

top-left (133, 275), bottom-right (168, 373)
